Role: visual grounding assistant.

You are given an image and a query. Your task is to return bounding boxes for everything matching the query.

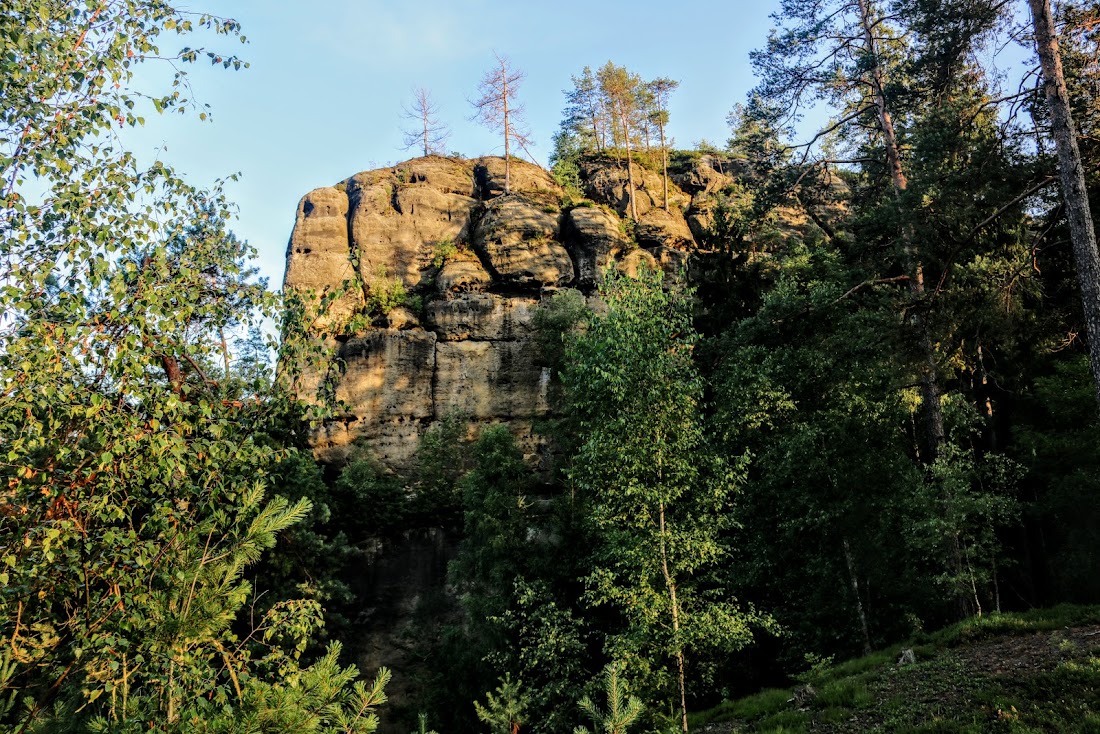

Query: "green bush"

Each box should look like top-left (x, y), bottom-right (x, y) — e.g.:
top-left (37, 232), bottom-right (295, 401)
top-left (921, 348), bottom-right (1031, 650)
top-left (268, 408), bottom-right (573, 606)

top-left (366, 266), bottom-right (409, 315)
top-left (431, 239), bottom-right (459, 268)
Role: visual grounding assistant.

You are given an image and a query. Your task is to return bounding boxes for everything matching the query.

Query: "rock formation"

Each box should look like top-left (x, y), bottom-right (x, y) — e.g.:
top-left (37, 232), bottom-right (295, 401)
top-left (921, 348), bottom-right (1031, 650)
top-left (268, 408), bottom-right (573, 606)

top-left (282, 153), bottom-right (826, 470)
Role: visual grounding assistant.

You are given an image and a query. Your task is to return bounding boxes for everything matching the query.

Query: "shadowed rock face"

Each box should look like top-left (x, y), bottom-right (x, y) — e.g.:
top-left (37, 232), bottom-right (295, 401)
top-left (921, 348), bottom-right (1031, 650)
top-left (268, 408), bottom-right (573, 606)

top-left (282, 154), bottom-right (835, 471)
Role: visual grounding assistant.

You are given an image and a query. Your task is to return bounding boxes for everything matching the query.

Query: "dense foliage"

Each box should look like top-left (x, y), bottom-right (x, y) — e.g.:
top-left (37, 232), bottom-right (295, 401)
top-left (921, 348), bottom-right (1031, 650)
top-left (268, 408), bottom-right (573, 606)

top-left (0, 2), bottom-right (385, 731)
top-left (8, 1), bottom-right (1100, 733)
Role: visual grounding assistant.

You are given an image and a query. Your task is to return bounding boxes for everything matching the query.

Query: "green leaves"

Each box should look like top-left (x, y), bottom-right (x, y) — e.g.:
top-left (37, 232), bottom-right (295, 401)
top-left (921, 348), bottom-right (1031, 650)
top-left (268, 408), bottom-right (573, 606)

top-left (562, 269), bottom-right (761, 716)
top-left (0, 1), bottom-right (376, 731)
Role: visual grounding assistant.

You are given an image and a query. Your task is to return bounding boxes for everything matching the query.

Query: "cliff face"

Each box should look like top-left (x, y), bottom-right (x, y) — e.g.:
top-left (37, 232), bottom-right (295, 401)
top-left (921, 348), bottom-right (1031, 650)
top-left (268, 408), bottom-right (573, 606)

top-left (282, 154), bottom-right (763, 470)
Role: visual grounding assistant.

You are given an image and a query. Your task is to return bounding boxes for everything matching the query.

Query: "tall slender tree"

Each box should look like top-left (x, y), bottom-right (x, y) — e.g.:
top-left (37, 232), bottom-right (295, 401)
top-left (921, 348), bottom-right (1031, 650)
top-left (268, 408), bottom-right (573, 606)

top-left (401, 87), bottom-right (451, 157)
top-left (1028, 0), bottom-right (1100, 413)
top-left (647, 77), bottom-right (679, 212)
top-left (560, 66), bottom-right (608, 154)
top-left (471, 53), bottom-right (532, 195)
top-left (565, 270), bottom-right (766, 734)
top-left (749, 0), bottom-right (977, 457)
top-left (598, 62), bottom-right (643, 220)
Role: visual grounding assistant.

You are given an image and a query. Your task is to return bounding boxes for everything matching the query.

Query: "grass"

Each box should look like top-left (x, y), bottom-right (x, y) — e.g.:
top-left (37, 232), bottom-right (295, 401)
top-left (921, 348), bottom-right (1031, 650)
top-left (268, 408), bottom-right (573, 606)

top-left (920, 603), bottom-right (1100, 646)
top-left (693, 605), bottom-right (1100, 733)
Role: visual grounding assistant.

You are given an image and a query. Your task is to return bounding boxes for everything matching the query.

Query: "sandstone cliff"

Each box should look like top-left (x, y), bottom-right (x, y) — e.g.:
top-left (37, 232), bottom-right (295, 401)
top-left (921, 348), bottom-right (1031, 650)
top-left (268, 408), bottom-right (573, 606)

top-left (282, 153), bottom-right (823, 470)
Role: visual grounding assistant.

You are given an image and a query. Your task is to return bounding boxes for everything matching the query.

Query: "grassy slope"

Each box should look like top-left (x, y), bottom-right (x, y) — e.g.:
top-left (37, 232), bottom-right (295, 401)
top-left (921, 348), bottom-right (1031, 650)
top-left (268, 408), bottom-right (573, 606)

top-left (692, 605), bottom-right (1100, 733)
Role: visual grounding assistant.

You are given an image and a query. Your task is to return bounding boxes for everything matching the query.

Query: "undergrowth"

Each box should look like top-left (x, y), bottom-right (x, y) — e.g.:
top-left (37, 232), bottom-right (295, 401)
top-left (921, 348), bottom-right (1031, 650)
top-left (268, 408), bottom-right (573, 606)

top-left (692, 605), bottom-right (1100, 734)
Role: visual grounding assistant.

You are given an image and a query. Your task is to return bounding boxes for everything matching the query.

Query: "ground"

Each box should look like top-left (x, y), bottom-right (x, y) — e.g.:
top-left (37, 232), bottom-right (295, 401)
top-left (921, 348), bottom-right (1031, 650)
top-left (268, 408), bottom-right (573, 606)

top-left (693, 606), bottom-right (1100, 733)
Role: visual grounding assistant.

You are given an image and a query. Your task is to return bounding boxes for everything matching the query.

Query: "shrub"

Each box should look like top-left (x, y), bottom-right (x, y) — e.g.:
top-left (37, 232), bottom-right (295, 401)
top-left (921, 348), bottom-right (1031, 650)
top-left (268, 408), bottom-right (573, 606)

top-left (431, 239), bottom-right (460, 268)
top-left (366, 266), bottom-right (409, 315)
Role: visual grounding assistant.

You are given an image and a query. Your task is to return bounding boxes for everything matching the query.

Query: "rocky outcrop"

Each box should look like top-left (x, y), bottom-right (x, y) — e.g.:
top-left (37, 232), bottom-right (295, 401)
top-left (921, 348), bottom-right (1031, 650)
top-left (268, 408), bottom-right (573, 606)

top-left (284, 186), bottom-right (360, 329)
top-left (282, 153), bottom-right (841, 471)
top-left (561, 205), bottom-right (630, 289)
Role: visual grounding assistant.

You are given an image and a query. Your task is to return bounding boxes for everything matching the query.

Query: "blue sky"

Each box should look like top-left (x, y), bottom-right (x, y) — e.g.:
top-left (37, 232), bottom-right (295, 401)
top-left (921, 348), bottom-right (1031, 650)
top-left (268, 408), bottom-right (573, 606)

top-left (127, 1), bottom-right (781, 287)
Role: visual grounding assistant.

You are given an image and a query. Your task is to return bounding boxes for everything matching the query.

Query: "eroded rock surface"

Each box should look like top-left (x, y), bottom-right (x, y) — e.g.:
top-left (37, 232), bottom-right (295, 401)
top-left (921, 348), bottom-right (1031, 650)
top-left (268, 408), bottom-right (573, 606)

top-left (282, 154), bottom-right (840, 471)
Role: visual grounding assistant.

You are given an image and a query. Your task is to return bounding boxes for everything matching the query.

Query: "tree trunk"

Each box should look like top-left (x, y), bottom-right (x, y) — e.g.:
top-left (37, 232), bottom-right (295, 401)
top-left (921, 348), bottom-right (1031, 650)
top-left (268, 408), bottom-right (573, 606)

top-left (857, 0), bottom-right (946, 457)
top-left (618, 102), bottom-right (639, 220)
top-left (659, 501), bottom-right (689, 734)
top-left (503, 64), bottom-right (511, 195)
top-left (1029, 0), bottom-right (1100, 414)
top-left (659, 120), bottom-right (670, 212)
top-left (842, 537), bottom-right (873, 656)
top-left (219, 327), bottom-right (231, 381)
top-left (161, 354), bottom-right (182, 395)
top-left (977, 342), bottom-right (998, 450)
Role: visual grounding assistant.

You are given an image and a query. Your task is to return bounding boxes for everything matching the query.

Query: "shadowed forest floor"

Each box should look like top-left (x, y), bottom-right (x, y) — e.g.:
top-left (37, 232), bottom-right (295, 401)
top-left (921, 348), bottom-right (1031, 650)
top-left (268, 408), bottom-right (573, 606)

top-left (694, 606), bottom-right (1100, 733)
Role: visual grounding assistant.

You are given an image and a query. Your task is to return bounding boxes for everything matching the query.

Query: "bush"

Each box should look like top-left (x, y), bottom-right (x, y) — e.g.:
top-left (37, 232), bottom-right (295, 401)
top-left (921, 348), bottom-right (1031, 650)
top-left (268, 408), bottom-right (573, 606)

top-left (431, 239), bottom-right (459, 268)
top-left (366, 266), bottom-right (410, 315)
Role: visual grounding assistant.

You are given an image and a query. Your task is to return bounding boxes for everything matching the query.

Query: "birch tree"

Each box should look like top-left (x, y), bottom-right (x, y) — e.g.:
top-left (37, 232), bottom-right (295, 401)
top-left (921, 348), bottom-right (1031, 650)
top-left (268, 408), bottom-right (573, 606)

top-left (564, 270), bottom-right (768, 734)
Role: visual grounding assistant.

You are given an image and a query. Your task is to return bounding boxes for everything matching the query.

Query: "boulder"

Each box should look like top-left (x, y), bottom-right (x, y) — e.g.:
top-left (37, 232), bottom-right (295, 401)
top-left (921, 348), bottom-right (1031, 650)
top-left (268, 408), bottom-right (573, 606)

top-left (616, 248), bottom-right (659, 278)
top-left (436, 258), bottom-right (492, 294)
top-left (346, 161), bottom-right (475, 288)
top-left (474, 156), bottom-right (561, 198)
top-left (479, 239), bottom-right (574, 289)
top-left (648, 245), bottom-right (692, 279)
top-left (474, 197), bottom-right (573, 288)
top-left (635, 207), bottom-right (695, 249)
top-left (671, 154), bottom-right (734, 195)
top-left (385, 306), bottom-right (421, 330)
top-left (398, 155), bottom-right (476, 195)
top-left (563, 205), bottom-right (630, 288)
top-left (579, 159), bottom-right (690, 217)
top-left (475, 195), bottom-right (560, 246)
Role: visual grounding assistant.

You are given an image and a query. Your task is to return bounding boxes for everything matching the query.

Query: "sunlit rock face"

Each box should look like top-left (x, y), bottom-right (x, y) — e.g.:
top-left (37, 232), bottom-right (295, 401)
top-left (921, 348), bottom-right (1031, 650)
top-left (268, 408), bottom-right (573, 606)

top-left (282, 153), bottom-right (830, 471)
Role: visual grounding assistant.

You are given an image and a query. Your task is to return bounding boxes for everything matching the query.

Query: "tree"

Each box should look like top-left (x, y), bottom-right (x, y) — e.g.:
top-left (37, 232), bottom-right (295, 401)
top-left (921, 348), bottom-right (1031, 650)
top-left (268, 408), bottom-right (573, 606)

top-left (474, 674), bottom-right (530, 734)
top-left (558, 66), bottom-right (608, 155)
top-left (597, 62), bottom-right (643, 220)
top-left (563, 270), bottom-right (768, 733)
top-left (574, 664), bottom-right (644, 734)
top-left (471, 53), bottom-right (533, 195)
top-left (646, 78), bottom-right (679, 212)
top-left (401, 87), bottom-right (451, 157)
top-left (0, 2), bottom-right (381, 729)
top-left (1028, 0), bottom-right (1100, 414)
top-left (751, 0), bottom-right (951, 457)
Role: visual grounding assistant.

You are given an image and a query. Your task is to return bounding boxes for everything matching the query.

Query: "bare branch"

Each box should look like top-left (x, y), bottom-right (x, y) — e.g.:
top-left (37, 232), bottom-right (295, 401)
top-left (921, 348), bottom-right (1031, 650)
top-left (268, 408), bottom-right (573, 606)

top-left (400, 87), bottom-right (450, 157)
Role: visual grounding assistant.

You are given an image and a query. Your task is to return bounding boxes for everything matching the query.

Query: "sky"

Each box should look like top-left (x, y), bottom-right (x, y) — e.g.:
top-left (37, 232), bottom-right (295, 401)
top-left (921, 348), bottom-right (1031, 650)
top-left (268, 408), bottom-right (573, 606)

top-left (125, 1), bottom-right (782, 288)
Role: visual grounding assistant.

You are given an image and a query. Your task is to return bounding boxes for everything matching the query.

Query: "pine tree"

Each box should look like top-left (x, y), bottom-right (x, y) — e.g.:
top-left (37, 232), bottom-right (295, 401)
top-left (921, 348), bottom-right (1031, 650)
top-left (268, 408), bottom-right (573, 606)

top-left (647, 78), bottom-right (679, 212)
top-left (1028, 0), bottom-right (1100, 413)
top-left (597, 62), bottom-right (643, 220)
